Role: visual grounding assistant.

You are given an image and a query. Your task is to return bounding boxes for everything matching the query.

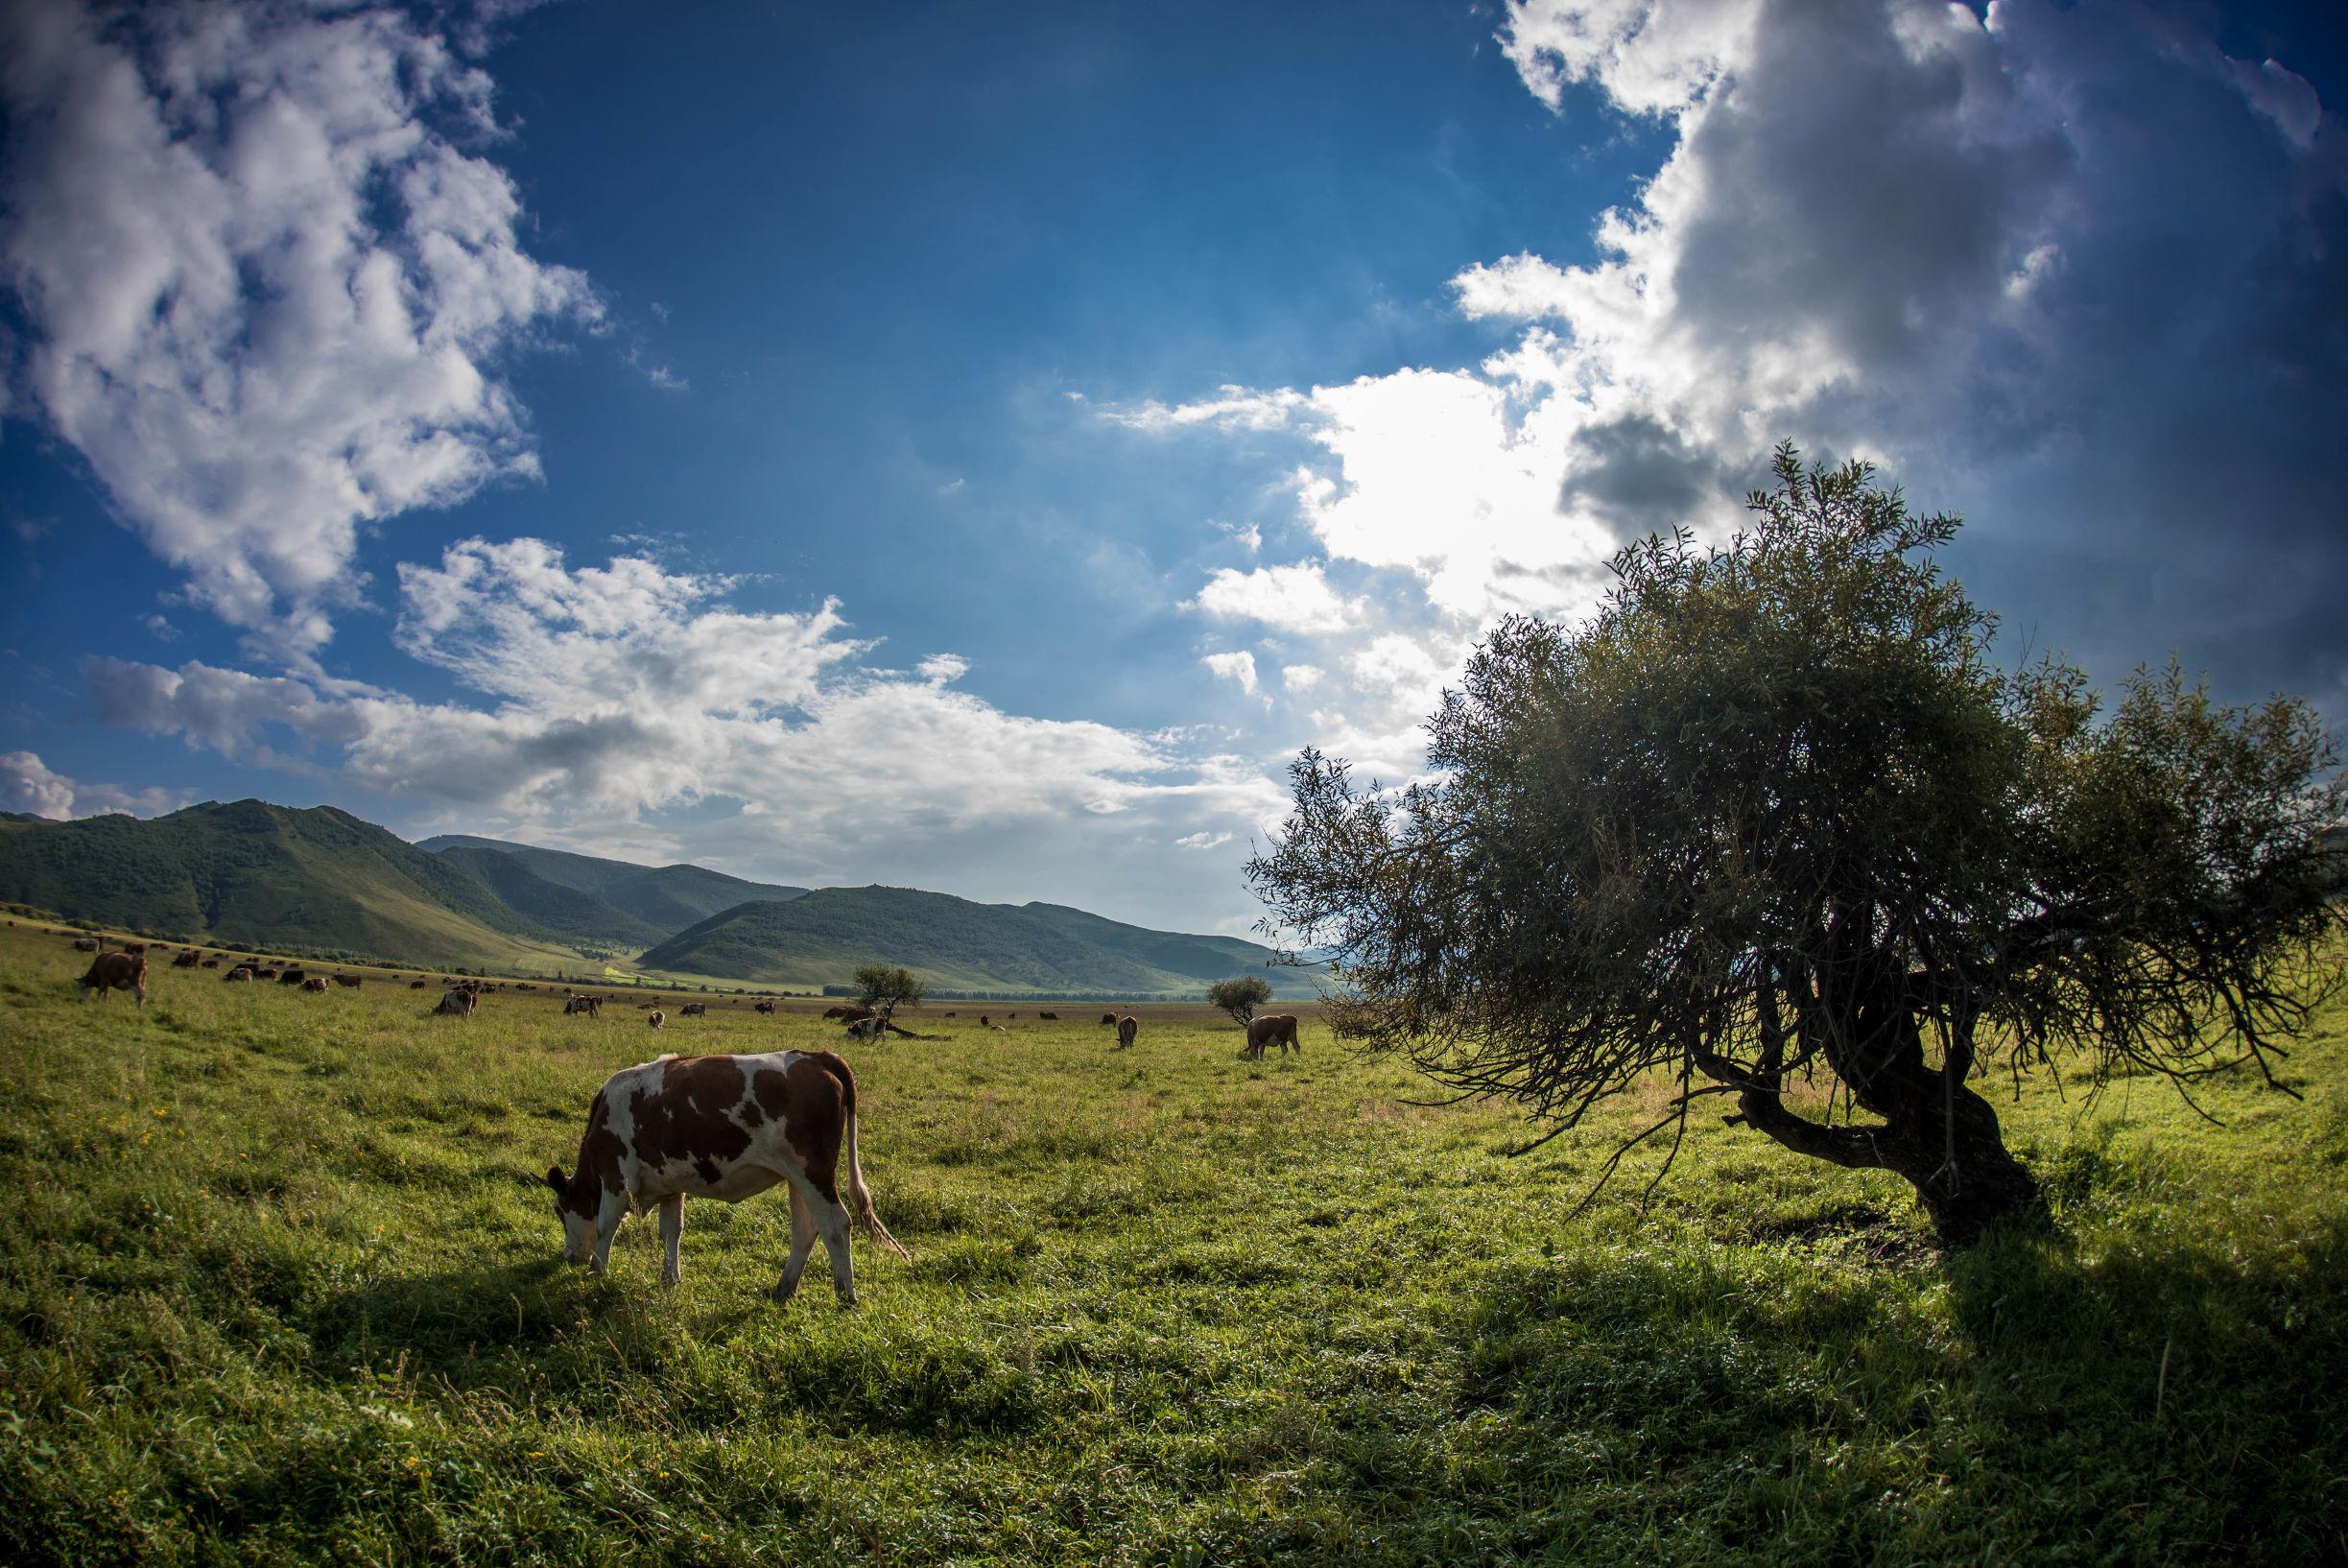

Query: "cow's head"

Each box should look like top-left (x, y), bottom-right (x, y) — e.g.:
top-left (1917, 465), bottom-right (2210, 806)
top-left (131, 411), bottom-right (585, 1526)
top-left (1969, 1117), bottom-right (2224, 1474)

top-left (543, 1166), bottom-right (596, 1265)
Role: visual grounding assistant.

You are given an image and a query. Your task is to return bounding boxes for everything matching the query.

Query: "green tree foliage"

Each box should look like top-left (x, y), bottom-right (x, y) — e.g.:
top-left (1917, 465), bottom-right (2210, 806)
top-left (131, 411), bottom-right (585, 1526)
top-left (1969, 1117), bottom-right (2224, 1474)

top-left (1248, 443), bottom-right (2346, 1244)
top-left (1207, 975), bottom-right (1274, 1024)
top-left (852, 962), bottom-right (927, 1011)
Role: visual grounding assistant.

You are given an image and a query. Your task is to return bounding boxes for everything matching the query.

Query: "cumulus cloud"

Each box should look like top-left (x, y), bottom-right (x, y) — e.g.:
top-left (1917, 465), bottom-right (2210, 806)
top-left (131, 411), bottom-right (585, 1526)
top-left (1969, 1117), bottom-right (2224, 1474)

top-left (1174, 830), bottom-right (1233, 850)
top-left (0, 0), bottom-right (598, 660)
top-left (1134, 0), bottom-right (2348, 747)
top-left (1200, 650), bottom-right (1261, 697)
top-left (83, 538), bottom-right (1289, 925)
top-left (0, 749), bottom-right (181, 819)
top-left (1189, 562), bottom-right (1363, 632)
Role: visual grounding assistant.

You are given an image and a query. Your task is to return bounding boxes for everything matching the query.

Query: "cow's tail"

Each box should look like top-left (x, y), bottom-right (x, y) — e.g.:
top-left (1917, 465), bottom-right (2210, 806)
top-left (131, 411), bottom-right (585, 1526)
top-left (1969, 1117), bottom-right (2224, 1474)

top-left (816, 1051), bottom-right (909, 1260)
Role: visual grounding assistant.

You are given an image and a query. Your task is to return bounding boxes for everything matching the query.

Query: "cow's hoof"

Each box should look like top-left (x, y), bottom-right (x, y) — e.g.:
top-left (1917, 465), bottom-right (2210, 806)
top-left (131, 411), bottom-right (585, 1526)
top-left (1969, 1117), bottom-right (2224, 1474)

top-left (770, 1283), bottom-right (796, 1305)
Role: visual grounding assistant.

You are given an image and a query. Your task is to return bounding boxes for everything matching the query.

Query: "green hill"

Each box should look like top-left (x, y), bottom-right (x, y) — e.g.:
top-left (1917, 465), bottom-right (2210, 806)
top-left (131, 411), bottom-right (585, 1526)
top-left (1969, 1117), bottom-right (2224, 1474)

top-left (0, 801), bottom-right (584, 968)
top-left (415, 834), bottom-right (806, 929)
top-left (635, 885), bottom-right (1315, 997)
top-left (431, 846), bottom-right (669, 949)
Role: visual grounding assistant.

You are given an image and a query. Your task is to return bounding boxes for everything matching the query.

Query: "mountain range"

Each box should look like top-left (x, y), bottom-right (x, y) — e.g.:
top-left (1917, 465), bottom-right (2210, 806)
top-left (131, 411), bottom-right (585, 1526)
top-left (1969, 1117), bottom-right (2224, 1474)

top-left (0, 800), bottom-right (1305, 996)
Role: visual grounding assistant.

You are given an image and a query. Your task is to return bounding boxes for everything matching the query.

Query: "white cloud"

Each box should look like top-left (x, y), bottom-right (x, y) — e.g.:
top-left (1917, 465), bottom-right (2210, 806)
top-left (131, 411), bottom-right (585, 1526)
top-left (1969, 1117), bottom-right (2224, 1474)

top-left (0, 0), bottom-right (598, 660)
top-left (1282, 663), bottom-right (1324, 693)
top-left (1189, 562), bottom-right (1362, 632)
top-left (1200, 650), bottom-right (1260, 696)
top-left (1095, 385), bottom-right (1308, 432)
top-left (0, 750), bottom-right (182, 820)
top-left (81, 537), bottom-right (1292, 927)
top-left (1174, 830), bottom-right (1233, 850)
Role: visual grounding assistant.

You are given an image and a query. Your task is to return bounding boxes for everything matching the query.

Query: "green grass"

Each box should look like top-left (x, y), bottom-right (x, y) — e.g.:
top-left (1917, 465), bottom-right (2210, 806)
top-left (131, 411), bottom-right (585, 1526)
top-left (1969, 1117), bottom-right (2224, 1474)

top-left (2, 922), bottom-right (2343, 1565)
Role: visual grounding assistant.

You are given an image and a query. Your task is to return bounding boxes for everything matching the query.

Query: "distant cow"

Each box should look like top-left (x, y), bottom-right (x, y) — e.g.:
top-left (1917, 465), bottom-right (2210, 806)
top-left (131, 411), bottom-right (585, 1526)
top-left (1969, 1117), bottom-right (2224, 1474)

top-left (1116, 1015), bottom-right (1138, 1050)
top-left (979, 1014), bottom-right (991, 1028)
top-left (433, 987), bottom-right (478, 1019)
top-left (301, 976), bottom-right (330, 993)
top-left (753, 1001), bottom-right (775, 1015)
top-left (78, 950), bottom-right (148, 1007)
top-left (225, 966), bottom-right (254, 984)
top-left (410, 979), bottom-right (429, 989)
top-left (200, 959), bottom-right (219, 968)
top-left (1245, 1014), bottom-right (1301, 1058)
top-left (1037, 1011), bottom-right (1058, 1020)
top-left (565, 993), bottom-right (602, 1018)
top-left (173, 950), bottom-right (200, 969)
top-left (846, 1007), bottom-right (891, 1042)
top-left (278, 968), bottom-right (308, 986)
top-left (942, 1010), bottom-right (956, 1018)
top-left (71, 936), bottom-right (99, 953)
top-left (255, 967), bottom-right (280, 981)
top-left (333, 974), bottom-right (362, 988)
top-left (681, 1003), bottom-right (707, 1018)
top-left (649, 1010), bottom-right (666, 1030)
top-left (544, 1049), bottom-right (907, 1297)
top-left (1100, 1012), bottom-right (1118, 1027)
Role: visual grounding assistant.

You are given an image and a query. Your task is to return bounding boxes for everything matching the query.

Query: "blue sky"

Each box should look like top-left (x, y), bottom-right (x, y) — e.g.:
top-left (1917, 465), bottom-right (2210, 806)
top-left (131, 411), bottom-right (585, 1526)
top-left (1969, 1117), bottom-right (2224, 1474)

top-left (3, 0), bottom-right (2344, 937)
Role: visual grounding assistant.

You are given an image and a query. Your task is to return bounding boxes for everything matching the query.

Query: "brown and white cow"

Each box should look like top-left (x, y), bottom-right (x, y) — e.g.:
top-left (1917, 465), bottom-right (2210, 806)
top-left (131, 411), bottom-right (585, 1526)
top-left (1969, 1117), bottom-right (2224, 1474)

top-left (564, 992), bottom-right (602, 1018)
top-left (225, 966), bottom-right (254, 984)
top-left (648, 1010), bottom-right (666, 1030)
top-left (173, 950), bottom-right (201, 969)
top-left (1245, 1013), bottom-right (1301, 1058)
top-left (79, 950), bottom-right (148, 1006)
top-left (846, 1006), bottom-right (891, 1042)
top-left (434, 987), bottom-right (478, 1019)
top-left (753, 1000), bottom-right (775, 1015)
top-left (301, 975), bottom-right (331, 992)
top-left (1116, 1014), bottom-right (1138, 1050)
top-left (543, 1050), bottom-right (908, 1300)
top-left (71, 936), bottom-right (99, 953)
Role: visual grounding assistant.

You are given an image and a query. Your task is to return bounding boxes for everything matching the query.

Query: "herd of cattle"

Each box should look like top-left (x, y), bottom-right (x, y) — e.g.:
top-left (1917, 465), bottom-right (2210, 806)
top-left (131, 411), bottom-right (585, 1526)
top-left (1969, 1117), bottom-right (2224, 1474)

top-left (30, 918), bottom-right (1310, 1305)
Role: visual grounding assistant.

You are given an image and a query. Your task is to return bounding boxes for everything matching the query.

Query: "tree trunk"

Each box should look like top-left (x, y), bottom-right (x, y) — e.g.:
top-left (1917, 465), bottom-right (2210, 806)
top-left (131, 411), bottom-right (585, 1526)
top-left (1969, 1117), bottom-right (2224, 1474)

top-left (1735, 940), bottom-right (2045, 1246)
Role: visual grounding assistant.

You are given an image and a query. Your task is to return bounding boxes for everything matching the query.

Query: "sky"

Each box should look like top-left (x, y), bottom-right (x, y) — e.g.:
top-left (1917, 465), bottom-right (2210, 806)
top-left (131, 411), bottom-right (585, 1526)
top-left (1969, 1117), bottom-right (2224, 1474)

top-left (2, 0), bottom-right (2344, 938)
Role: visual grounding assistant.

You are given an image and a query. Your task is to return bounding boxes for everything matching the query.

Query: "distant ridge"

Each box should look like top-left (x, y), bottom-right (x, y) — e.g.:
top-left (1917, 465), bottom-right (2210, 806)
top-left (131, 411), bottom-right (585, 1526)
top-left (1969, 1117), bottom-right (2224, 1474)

top-left (636, 885), bottom-right (1314, 998)
top-left (0, 802), bottom-right (1303, 993)
top-left (415, 834), bottom-right (807, 929)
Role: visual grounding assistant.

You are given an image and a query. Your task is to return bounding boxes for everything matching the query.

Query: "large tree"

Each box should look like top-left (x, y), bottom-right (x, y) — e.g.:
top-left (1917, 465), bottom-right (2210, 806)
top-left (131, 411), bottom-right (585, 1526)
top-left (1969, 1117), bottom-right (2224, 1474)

top-left (1247, 445), bottom-right (2344, 1244)
top-left (851, 962), bottom-right (925, 1013)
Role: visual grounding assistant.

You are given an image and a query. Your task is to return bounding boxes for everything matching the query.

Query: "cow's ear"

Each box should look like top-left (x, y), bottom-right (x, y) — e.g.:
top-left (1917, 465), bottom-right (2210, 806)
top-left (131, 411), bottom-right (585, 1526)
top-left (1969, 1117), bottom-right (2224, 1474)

top-left (544, 1165), bottom-right (566, 1193)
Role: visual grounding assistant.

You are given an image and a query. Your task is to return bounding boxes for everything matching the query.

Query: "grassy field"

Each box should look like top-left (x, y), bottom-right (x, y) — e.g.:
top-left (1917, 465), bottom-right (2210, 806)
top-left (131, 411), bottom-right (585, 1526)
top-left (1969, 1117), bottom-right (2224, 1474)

top-left (1, 921), bottom-right (2343, 1566)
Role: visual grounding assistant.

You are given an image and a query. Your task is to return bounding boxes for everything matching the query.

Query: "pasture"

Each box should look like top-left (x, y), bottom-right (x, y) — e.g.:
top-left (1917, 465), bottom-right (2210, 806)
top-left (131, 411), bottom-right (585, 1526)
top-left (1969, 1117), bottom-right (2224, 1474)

top-left (1, 921), bottom-right (2343, 1566)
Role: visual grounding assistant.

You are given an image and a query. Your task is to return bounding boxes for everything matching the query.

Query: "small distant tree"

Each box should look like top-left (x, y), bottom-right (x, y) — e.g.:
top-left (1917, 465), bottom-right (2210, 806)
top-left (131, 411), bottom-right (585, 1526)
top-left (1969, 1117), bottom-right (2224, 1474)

top-left (853, 962), bottom-right (926, 1012)
top-left (1208, 975), bottom-right (1274, 1025)
top-left (1247, 443), bottom-right (2345, 1245)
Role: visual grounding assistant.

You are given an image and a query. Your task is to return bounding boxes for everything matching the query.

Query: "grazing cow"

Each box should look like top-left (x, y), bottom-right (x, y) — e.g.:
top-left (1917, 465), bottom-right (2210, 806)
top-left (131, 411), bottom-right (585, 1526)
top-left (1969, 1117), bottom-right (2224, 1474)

top-left (410, 979), bottom-right (429, 989)
top-left (649, 1010), bottom-right (666, 1030)
top-left (979, 1014), bottom-right (991, 1028)
top-left (753, 1001), bottom-right (775, 1015)
top-left (681, 1003), bottom-right (707, 1018)
top-left (434, 987), bottom-right (478, 1019)
top-left (1245, 1014), bottom-right (1301, 1058)
top-left (201, 959), bottom-right (220, 969)
top-left (942, 1010), bottom-right (956, 1018)
top-left (278, 968), bottom-right (308, 986)
top-left (301, 976), bottom-right (330, 993)
top-left (78, 950), bottom-right (148, 1007)
top-left (543, 1049), bottom-right (907, 1298)
top-left (254, 967), bottom-right (280, 981)
top-left (334, 973), bottom-right (362, 988)
top-left (225, 966), bottom-right (254, 983)
top-left (1100, 1012), bottom-right (1119, 1027)
top-left (72, 936), bottom-right (99, 953)
top-left (1116, 1015), bottom-right (1138, 1050)
top-left (565, 993), bottom-right (602, 1018)
top-left (846, 1007), bottom-right (891, 1042)
top-left (173, 950), bottom-right (200, 969)
top-left (1037, 1011), bottom-right (1058, 1021)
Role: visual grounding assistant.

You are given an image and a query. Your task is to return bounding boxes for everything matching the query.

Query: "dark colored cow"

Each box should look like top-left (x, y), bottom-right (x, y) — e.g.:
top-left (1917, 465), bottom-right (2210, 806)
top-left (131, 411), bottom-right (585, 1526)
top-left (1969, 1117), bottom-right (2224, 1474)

top-left (79, 950), bottom-right (148, 1007)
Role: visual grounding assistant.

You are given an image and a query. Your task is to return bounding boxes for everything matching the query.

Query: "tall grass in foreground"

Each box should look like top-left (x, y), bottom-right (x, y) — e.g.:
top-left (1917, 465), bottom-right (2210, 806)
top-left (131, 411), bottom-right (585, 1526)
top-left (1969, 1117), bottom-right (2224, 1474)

top-left (0, 924), bottom-right (2342, 1565)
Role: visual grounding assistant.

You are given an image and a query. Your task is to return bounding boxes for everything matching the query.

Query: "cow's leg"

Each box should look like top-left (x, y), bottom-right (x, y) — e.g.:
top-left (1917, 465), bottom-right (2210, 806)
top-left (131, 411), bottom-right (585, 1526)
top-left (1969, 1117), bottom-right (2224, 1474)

top-left (658, 1194), bottom-right (684, 1286)
top-left (134, 983), bottom-right (146, 1010)
top-left (815, 1195), bottom-right (857, 1306)
top-left (590, 1191), bottom-right (626, 1274)
top-left (771, 1182), bottom-right (818, 1304)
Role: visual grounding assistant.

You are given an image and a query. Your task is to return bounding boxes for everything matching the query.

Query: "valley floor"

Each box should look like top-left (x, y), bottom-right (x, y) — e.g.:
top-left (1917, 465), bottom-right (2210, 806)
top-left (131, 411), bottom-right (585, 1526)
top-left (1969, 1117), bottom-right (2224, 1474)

top-left (1, 922), bottom-right (2343, 1565)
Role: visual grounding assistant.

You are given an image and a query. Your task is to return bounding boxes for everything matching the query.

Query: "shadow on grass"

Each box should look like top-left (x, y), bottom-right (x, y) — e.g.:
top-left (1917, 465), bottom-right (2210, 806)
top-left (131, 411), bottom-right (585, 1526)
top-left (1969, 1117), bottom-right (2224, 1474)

top-left (306, 1253), bottom-right (601, 1375)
